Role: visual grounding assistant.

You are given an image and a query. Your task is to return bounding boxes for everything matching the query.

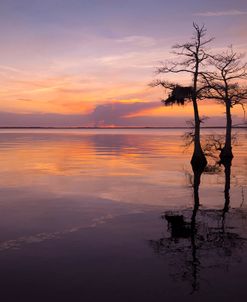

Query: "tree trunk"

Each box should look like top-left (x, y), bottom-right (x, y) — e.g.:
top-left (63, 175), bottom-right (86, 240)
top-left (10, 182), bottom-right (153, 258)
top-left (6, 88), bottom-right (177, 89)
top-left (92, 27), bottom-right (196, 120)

top-left (191, 99), bottom-right (207, 172)
top-left (220, 100), bottom-right (233, 164)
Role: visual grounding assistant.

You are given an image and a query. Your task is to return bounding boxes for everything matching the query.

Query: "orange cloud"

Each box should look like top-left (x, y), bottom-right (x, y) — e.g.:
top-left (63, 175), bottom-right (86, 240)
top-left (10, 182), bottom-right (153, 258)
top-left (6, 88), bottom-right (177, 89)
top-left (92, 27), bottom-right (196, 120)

top-left (124, 101), bottom-right (246, 119)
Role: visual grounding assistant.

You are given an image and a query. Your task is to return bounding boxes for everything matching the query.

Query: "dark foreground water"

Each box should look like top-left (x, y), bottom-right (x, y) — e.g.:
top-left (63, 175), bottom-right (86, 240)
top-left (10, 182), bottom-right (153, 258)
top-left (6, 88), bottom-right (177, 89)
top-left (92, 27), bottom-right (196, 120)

top-left (0, 129), bottom-right (246, 301)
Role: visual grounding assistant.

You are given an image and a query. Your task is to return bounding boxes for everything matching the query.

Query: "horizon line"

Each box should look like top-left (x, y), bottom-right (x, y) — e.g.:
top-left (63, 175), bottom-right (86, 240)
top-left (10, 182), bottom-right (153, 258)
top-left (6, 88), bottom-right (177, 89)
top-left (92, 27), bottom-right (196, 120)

top-left (0, 126), bottom-right (246, 130)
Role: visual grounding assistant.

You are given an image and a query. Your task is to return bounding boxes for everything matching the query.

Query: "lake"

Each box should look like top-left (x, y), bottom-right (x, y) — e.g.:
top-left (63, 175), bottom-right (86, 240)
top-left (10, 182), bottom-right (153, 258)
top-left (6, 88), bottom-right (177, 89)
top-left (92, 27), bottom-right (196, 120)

top-left (0, 128), bottom-right (246, 301)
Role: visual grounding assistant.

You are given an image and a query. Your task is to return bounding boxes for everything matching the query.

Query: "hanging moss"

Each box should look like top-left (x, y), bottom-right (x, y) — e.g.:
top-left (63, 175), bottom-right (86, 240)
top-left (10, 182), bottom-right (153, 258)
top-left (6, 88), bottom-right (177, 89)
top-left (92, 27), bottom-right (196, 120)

top-left (162, 85), bottom-right (193, 106)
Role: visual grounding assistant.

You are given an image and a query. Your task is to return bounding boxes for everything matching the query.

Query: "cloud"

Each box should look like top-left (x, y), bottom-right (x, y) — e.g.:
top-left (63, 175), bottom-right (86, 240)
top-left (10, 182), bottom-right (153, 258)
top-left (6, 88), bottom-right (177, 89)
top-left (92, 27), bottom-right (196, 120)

top-left (0, 102), bottom-right (164, 127)
top-left (194, 10), bottom-right (247, 17)
top-left (90, 102), bottom-right (158, 127)
top-left (0, 65), bottom-right (21, 73)
top-left (0, 111), bottom-right (90, 127)
top-left (0, 100), bottom-right (245, 128)
top-left (115, 35), bottom-right (156, 47)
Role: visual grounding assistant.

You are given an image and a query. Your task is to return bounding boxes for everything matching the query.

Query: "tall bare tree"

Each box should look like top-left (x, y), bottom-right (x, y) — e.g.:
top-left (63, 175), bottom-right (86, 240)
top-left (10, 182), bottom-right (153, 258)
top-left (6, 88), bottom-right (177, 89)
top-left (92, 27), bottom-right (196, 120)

top-left (152, 23), bottom-right (213, 171)
top-left (202, 47), bottom-right (247, 163)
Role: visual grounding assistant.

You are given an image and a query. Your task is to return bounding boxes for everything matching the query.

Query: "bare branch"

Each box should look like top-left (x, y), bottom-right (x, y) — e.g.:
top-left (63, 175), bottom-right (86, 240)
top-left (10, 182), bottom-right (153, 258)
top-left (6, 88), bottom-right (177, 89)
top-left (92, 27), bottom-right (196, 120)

top-left (201, 47), bottom-right (247, 107)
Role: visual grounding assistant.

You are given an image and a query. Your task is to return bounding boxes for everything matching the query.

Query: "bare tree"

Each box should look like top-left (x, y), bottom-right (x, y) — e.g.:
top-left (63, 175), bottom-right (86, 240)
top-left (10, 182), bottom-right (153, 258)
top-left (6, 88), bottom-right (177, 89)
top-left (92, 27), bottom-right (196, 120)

top-left (202, 47), bottom-right (247, 163)
top-left (151, 23), bottom-right (213, 171)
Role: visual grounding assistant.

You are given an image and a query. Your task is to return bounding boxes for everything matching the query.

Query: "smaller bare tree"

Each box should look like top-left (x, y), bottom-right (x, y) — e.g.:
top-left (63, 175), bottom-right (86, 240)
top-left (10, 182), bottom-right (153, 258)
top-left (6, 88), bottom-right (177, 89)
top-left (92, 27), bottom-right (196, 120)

top-left (202, 47), bottom-right (247, 163)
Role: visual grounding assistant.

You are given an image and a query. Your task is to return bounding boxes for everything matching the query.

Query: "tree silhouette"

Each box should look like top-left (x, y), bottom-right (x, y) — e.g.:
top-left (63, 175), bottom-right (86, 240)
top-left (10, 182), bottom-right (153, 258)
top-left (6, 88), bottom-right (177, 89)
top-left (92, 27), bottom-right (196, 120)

top-left (151, 23), bottom-right (213, 171)
top-left (202, 47), bottom-right (247, 163)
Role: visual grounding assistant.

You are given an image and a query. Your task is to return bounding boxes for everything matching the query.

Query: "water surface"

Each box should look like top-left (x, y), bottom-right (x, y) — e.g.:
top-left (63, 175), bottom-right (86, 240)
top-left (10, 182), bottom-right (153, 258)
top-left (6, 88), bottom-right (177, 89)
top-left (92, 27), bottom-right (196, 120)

top-left (0, 129), bottom-right (246, 301)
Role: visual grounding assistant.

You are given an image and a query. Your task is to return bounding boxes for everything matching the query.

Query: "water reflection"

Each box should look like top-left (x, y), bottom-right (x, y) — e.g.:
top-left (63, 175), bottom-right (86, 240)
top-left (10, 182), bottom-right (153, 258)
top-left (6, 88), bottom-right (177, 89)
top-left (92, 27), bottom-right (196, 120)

top-left (149, 153), bottom-right (247, 293)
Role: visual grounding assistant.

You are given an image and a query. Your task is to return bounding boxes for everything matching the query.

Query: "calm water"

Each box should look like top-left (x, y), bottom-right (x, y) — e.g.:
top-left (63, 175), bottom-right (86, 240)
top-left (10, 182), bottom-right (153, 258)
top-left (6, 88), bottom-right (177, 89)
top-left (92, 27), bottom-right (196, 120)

top-left (0, 129), bottom-right (246, 301)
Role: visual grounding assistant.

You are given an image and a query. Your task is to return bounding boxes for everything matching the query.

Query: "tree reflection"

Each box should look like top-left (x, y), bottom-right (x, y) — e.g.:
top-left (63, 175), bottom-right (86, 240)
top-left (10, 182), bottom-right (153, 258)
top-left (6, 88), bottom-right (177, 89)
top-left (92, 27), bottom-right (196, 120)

top-left (149, 153), bottom-right (247, 293)
top-left (222, 160), bottom-right (231, 222)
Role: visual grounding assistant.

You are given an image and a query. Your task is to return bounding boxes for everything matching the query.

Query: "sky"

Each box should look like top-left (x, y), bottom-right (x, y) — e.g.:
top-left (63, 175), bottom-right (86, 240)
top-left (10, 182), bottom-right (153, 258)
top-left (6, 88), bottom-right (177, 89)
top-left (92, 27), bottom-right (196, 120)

top-left (0, 0), bottom-right (246, 127)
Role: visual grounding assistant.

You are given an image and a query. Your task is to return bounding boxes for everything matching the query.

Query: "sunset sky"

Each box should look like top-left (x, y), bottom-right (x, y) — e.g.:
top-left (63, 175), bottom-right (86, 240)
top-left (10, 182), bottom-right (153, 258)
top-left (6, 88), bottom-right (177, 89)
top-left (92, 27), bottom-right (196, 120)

top-left (0, 0), bottom-right (246, 127)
